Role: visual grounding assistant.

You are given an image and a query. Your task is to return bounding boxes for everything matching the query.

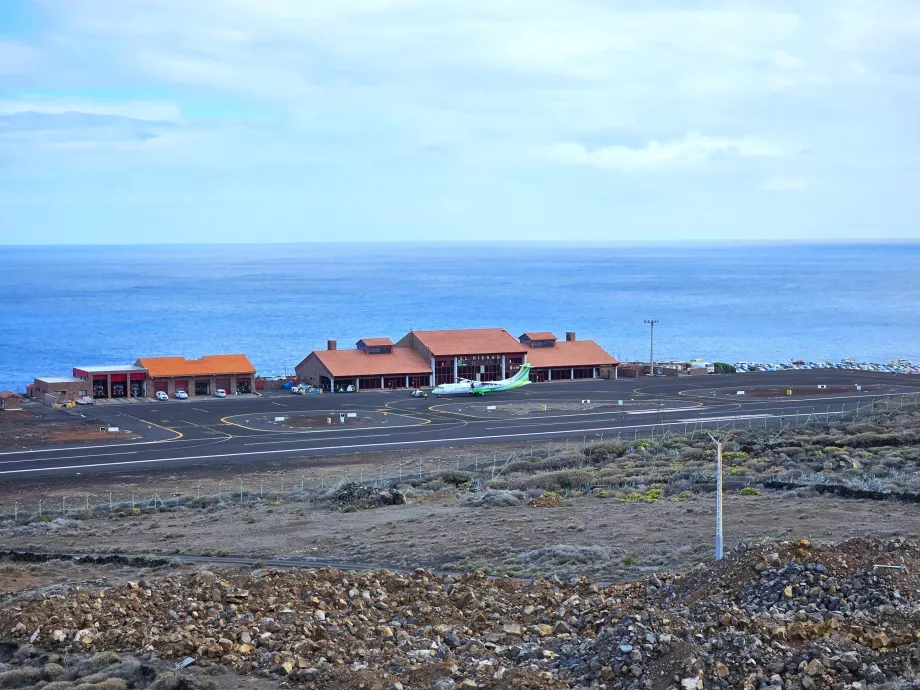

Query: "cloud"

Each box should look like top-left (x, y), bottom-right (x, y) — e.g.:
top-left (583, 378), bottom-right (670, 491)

top-left (539, 133), bottom-right (784, 172)
top-left (762, 177), bottom-right (811, 191)
top-left (2, 0), bottom-right (920, 241)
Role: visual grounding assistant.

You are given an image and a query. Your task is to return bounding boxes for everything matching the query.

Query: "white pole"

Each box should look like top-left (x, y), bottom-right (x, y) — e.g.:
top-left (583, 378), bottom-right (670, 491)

top-left (715, 440), bottom-right (724, 560)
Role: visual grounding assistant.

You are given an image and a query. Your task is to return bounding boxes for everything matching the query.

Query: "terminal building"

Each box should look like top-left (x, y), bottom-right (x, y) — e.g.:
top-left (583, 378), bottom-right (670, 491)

top-left (296, 328), bottom-right (618, 391)
top-left (519, 332), bottom-right (618, 382)
top-left (295, 339), bottom-right (432, 392)
top-left (397, 328), bottom-right (527, 386)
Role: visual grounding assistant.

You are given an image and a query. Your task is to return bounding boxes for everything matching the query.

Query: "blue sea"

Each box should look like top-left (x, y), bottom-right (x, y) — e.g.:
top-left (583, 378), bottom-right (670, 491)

top-left (1, 243), bottom-right (918, 392)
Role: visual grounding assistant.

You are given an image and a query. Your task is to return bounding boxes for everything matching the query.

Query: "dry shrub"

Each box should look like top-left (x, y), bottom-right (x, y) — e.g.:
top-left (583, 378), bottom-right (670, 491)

top-left (510, 469), bottom-right (592, 492)
top-left (529, 492), bottom-right (562, 508)
top-left (466, 490), bottom-right (524, 508)
top-left (0, 668), bottom-right (41, 689)
top-left (517, 544), bottom-right (609, 564)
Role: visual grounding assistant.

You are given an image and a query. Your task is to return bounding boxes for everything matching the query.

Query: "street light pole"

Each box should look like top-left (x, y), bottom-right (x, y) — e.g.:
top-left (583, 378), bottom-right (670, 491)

top-left (644, 319), bottom-right (659, 376)
top-left (708, 433), bottom-right (724, 560)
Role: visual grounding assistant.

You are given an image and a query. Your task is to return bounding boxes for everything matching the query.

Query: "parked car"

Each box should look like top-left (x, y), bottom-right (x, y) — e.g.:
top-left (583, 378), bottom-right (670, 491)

top-left (156, 391), bottom-right (168, 401)
top-left (215, 389), bottom-right (227, 398)
top-left (75, 396), bottom-right (95, 405)
top-left (175, 390), bottom-right (189, 400)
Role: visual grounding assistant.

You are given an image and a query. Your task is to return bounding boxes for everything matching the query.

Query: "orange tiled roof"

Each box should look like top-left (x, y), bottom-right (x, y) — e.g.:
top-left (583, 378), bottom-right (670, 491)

top-left (358, 338), bottom-right (393, 347)
top-left (409, 328), bottom-right (526, 356)
top-left (525, 340), bottom-right (618, 368)
top-left (0, 390), bottom-right (19, 399)
top-left (520, 332), bottom-right (557, 341)
top-left (136, 354), bottom-right (256, 378)
top-left (311, 347), bottom-right (431, 378)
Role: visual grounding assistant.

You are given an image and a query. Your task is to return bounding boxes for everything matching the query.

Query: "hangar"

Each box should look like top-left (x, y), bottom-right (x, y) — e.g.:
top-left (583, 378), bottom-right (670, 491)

top-left (135, 354), bottom-right (256, 398)
top-left (72, 365), bottom-right (148, 399)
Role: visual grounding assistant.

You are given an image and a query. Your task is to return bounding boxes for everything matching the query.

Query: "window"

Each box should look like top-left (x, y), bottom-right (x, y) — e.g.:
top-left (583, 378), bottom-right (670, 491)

top-left (434, 358), bottom-right (454, 385)
top-left (457, 354), bottom-right (502, 382)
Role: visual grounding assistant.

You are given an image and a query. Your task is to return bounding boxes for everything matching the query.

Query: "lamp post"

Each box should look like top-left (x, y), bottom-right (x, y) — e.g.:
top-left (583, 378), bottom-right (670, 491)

top-left (708, 433), bottom-right (724, 560)
top-left (644, 319), bottom-right (659, 376)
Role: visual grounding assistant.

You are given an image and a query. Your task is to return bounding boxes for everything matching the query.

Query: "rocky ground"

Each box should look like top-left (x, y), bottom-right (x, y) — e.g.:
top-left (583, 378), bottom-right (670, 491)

top-left (2, 538), bottom-right (920, 689)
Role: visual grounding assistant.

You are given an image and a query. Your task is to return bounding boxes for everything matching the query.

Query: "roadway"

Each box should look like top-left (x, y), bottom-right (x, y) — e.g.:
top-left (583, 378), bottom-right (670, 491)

top-left (2, 371), bottom-right (918, 479)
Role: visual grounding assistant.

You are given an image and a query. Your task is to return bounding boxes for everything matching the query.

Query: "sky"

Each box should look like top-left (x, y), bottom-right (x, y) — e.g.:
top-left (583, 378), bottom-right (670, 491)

top-left (1, 0), bottom-right (919, 244)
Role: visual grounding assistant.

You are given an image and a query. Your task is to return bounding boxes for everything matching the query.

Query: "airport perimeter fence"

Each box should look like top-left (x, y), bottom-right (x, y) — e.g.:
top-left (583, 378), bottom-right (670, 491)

top-left (3, 391), bottom-right (919, 525)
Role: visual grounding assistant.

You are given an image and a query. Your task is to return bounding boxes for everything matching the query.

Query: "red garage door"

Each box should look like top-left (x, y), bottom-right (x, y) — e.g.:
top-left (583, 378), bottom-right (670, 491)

top-left (154, 380), bottom-right (168, 394)
top-left (215, 378), bottom-right (230, 392)
top-left (174, 380), bottom-right (188, 393)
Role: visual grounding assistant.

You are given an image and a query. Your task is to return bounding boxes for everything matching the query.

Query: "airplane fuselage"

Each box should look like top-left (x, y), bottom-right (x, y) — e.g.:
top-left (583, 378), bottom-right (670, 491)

top-left (430, 364), bottom-right (531, 396)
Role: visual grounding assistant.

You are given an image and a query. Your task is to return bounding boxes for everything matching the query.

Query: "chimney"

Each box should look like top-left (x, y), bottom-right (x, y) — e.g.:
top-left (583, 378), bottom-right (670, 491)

top-left (327, 340), bottom-right (337, 351)
top-left (566, 331), bottom-right (576, 342)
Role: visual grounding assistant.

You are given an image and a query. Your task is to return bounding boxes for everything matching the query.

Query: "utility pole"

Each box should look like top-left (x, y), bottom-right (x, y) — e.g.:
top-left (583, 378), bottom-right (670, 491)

top-left (708, 433), bottom-right (724, 561)
top-left (644, 319), bottom-right (659, 376)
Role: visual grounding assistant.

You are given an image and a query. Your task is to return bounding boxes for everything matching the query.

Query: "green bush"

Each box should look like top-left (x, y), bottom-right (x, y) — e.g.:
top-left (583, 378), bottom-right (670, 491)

top-left (740, 487), bottom-right (761, 496)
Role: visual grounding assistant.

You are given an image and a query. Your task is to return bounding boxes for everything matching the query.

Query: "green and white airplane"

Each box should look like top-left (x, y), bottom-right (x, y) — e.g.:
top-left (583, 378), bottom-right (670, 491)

top-left (431, 363), bottom-right (531, 396)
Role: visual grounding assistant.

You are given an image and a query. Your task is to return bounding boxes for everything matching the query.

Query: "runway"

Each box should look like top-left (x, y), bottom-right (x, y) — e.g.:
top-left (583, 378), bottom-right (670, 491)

top-left (2, 371), bottom-right (918, 479)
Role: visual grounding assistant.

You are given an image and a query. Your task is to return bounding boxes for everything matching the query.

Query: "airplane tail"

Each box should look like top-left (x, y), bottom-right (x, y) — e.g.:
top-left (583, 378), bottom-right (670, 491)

top-left (513, 362), bottom-right (531, 381)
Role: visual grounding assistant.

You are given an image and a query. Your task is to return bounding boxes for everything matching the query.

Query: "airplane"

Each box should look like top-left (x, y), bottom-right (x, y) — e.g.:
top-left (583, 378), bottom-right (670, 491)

top-left (431, 363), bottom-right (531, 396)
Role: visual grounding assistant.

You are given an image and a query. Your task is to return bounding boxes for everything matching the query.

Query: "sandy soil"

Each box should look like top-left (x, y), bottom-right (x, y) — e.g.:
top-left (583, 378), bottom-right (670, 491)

top-left (1, 489), bottom-right (916, 583)
top-left (0, 408), bottom-right (137, 447)
top-left (282, 414), bottom-right (369, 428)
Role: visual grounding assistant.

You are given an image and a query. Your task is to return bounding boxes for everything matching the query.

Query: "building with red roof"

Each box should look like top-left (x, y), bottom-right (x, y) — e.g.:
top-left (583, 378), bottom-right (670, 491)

top-left (297, 328), bottom-right (618, 391)
top-left (296, 339), bottom-right (431, 392)
top-left (135, 354), bottom-right (256, 397)
top-left (518, 332), bottom-right (619, 381)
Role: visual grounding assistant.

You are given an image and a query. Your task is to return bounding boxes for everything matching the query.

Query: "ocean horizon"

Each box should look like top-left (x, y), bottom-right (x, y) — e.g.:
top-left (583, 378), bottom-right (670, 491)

top-left (1, 241), bottom-right (918, 392)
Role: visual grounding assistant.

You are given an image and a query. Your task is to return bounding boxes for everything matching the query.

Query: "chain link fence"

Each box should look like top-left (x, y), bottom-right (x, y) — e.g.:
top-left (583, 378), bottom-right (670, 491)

top-left (3, 392), bottom-right (918, 524)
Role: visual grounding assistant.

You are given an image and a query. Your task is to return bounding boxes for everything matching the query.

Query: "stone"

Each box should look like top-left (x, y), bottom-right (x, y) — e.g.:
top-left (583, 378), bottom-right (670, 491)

top-left (805, 659), bottom-right (823, 676)
top-left (715, 661), bottom-right (730, 678)
top-left (870, 631), bottom-right (890, 649)
top-left (502, 623), bottom-right (522, 637)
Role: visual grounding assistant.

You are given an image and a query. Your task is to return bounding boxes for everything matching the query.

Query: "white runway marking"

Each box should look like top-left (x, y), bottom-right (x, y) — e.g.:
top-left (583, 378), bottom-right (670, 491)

top-left (0, 412), bottom-right (829, 475)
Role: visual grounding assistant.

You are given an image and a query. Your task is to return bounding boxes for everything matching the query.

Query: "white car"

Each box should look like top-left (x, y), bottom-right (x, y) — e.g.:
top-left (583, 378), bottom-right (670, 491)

top-left (156, 391), bottom-right (168, 401)
top-left (175, 390), bottom-right (189, 400)
top-left (75, 396), bottom-right (95, 405)
top-left (215, 389), bottom-right (227, 398)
